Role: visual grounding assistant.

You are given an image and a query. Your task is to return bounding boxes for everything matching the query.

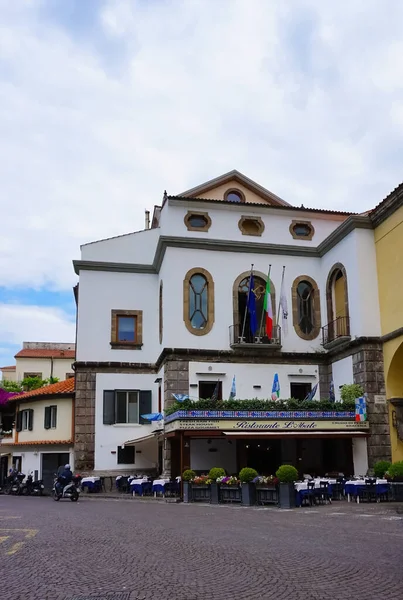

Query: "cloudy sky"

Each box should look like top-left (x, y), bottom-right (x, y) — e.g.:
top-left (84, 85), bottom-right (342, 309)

top-left (1, 0), bottom-right (402, 369)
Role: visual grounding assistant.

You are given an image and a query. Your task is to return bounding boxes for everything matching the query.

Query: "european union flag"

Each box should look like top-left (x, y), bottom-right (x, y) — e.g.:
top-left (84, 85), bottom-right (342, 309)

top-left (247, 274), bottom-right (258, 336)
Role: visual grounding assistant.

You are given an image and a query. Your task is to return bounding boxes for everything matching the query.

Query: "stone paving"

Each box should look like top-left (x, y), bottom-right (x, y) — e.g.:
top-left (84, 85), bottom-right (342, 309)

top-left (0, 496), bottom-right (402, 600)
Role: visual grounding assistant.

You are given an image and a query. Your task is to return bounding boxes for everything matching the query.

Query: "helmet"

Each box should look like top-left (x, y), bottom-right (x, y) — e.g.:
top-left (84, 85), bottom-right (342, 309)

top-left (65, 464), bottom-right (71, 469)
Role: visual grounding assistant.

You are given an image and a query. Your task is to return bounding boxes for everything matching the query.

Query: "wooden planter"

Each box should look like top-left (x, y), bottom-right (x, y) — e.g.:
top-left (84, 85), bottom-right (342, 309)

top-left (219, 485), bottom-right (242, 503)
top-left (192, 485), bottom-right (211, 502)
top-left (256, 486), bottom-right (279, 506)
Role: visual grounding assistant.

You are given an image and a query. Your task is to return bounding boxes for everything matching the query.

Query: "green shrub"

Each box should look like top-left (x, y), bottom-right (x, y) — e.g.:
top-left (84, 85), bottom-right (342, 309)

top-left (340, 384), bottom-right (364, 403)
top-left (276, 464), bottom-right (299, 483)
top-left (239, 467), bottom-right (258, 483)
top-left (388, 461), bottom-right (403, 479)
top-left (208, 467), bottom-right (226, 481)
top-left (182, 469), bottom-right (196, 481)
top-left (373, 460), bottom-right (391, 478)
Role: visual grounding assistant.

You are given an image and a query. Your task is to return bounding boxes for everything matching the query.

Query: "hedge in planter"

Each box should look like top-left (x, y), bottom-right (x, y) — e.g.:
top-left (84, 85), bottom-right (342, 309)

top-left (208, 467), bottom-right (226, 504)
top-left (373, 461), bottom-right (391, 478)
top-left (276, 465), bottom-right (298, 509)
top-left (182, 470), bottom-right (196, 503)
top-left (239, 468), bottom-right (258, 506)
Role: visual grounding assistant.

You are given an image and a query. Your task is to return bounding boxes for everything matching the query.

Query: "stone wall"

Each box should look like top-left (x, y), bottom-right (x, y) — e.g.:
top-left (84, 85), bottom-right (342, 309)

top-left (74, 370), bottom-right (96, 473)
top-left (163, 359), bottom-right (189, 410)
top-left (352, 343), bottom-right (391, 466)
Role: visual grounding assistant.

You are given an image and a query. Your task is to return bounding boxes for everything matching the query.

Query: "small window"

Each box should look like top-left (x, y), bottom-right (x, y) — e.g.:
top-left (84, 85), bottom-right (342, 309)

top-left (103, 390), bottom-right (152, 425)
top-left (238, 216), bottom-right (265, 237)
top-left (44, 406), bottom-right (57, 429)
top-left (199, 381), bottom-right (222, 400)
top-left (290, 220), bottom-right (315, 240)
top-left (22, 410), bottom-right (29, 431)
top-left (290, 382), bottom-right (312, 401)
top-left (184, 211), bottom-right (211, 232)
top-left (224, 189), bottom-right (245, 203)
top-left (17, 409), bottom-right (33, 432)
top-left (111, 310), bottom-right (143, 349)
top-left (116, 391), bottom-right (139, 424)
top-left (292, 275), bottom-right (321, 341)
top-left (297, 281), bottom-right (314, 335)
top-left (117, 445), bottom-right (135, 464)
top-left (189, 274), bottom-right (208, 329)
top-left (23, 372), bottom-right (42, 379)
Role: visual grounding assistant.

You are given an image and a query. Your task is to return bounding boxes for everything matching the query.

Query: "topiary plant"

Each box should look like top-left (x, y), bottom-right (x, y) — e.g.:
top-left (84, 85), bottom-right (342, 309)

top-left (373, 460), bottom-right (391, 478)
top-left (340, 384), bottom-right (364, 403)
top-left (388, 461), bottom-right (403, 480)
top-left (208, 467), bottom-right (226, 481)
top-left (239, 467), bottom-right (258, 483)
top-left (182, 469), bottom-right (196, 481)
top-left (276, 464), bottom-right (298, 483)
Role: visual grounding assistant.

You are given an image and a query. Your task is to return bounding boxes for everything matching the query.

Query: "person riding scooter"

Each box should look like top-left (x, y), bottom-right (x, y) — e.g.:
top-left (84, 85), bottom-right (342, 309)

top-left (57, 464), bottom-right (73, 494)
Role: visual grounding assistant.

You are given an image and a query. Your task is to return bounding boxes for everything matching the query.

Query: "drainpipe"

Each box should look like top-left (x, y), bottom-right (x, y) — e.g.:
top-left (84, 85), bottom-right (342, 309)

top-left (50, 356), bottom-right (54, 379)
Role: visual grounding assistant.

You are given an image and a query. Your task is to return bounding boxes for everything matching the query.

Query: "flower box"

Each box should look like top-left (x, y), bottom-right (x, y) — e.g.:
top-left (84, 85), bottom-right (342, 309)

top-left (219, 485), bottom-right (242, 503)
top-left (192, 485), bottom-right (211, 502)
top-left (256, 486), bottom-right (279, 505)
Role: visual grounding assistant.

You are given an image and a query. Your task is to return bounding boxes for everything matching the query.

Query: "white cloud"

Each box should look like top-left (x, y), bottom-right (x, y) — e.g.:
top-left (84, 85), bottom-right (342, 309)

top-left (0, 304), bottom-right (75, 346)
top-left (1, 0), bottom-right (403, 292)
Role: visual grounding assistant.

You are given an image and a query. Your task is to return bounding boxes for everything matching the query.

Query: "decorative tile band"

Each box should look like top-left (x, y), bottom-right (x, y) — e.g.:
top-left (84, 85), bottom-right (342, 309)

top-left (165, 410), bottom-right (356, 423)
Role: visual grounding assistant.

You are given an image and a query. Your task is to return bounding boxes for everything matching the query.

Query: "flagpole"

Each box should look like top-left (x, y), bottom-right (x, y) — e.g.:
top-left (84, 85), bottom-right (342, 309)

top-left (277, 265), bottom-right (285, 326)
top-left (258, 264), bottom-right (271, 340)
top-left (240, 263), bottom-right (253, 342)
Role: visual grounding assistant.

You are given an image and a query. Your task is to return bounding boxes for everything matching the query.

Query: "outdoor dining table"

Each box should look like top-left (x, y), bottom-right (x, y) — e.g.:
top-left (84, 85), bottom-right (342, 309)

top-left (81, 476), bottom-right (101, 492)
top-left (130, 478), bottom-right (151, 496)
top-left (152, 478), bottom-right (171, 496)
top-left (295, 478), bottom-right (336, 507)
top-left (344, 479), bottom-right (389, 502)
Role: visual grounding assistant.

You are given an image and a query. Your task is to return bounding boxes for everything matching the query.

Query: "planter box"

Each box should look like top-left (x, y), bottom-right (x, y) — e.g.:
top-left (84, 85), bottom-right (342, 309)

top-left (192, 485), bottom-right (211, 502)
top-left (278, 482), bottom-right (296, 509)
top-left (390, 482), bottom-right (403, 502)
top-left (183, 481), bottom-right (192, 503)
top-left (220, 485), bottom-right (242, 503)
top-left (256, 486), bottom-right (279, 505)
top-left (241, 482), bottom-right (256, 506)
top-left (210, 482), bottom-right (219, 505)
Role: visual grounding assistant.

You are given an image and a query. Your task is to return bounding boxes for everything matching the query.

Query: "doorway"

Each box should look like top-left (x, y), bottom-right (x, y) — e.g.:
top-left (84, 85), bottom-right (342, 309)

top-left (41, 453), bottom-right (70, 491)
top-left (242, 439), bottom-right (282, 475)
top-left (0, 455), bottom-right (9, 485)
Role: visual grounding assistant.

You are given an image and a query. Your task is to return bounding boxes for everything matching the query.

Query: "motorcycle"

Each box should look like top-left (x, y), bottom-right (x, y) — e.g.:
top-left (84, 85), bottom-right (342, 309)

top-left (7, 473), bottom-right (25, 496)
top-left (52, 474), bottom-right (80, 502)
top-left (22, 473), bottom-right (45, 496)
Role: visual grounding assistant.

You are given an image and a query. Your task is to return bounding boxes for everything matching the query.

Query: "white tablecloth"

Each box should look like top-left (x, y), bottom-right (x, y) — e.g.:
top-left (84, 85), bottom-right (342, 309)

top-left (130, 478), bottom-right (149, 486)
top-left (81, 477), bottom-right (100, 484)
top-left (345, 479), bottom-right (387, 486)
top-left (295, 478), bottom-right (336, 492)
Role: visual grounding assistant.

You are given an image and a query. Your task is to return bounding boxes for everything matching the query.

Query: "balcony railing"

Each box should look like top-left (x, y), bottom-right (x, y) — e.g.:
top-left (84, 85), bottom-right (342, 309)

top-left (229, 324), bottom-right (282, 348)
top-left (322, 316), bottom-right (351, 346)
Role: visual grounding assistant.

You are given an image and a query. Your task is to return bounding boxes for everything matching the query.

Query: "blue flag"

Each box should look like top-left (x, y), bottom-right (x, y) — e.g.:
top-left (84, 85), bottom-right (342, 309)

top-left (329, 379), bottom-right (335, 403)
top-left (247, 274), bottom-right (258, 336)
top-left (229, 376), bottom-right (236, 400)
top-left (140, 412), bottom-right (163, 421)
top-left (172, 394), bottom-right (189, 402)
top-left (305, 383), bottom-right (318, 401)
top-left (271, 373), bottom-right (280, 400)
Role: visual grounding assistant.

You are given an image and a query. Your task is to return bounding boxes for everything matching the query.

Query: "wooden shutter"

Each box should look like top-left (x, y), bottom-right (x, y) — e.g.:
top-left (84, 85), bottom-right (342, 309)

top-left (51, 405), bottom-right (57, 428)
top-left (103, 391), bottom-right (116, 425)
top-left (44, 406), bottom-right (51, 429)
top-left (139, 390), bottom-right (152, 424)
top-left (28, 409), bottom-right (34, 431)
top-left (115, 391), bottom-right (127, 423)
top-left (16, 411), bottom-right (22, 432)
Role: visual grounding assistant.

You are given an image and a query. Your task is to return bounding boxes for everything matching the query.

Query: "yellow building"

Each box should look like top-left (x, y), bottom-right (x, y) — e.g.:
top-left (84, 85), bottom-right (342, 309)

top-left (373, 185), bottom-right (403, 461)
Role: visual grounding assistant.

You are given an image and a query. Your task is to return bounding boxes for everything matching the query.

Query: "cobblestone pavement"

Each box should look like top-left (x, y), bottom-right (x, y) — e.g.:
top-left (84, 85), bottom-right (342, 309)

top-left (0, 496), bottom-right (402, 600)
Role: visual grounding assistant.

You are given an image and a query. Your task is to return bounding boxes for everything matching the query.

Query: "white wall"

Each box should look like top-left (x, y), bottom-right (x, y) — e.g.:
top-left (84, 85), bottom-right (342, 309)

top-left (17, 397), bottom-right (73, 443)
top-left (15, 358), bottom-right (74, 381)
top-left (352, 438), bottom-right (368, 476)
top-left (331, 356), bottom-right (353, 402)
top-left (188, 362), bottom-right (320, 400)
top-left (190, 439), bottom-right (237, 474)
top-left (11, 445), bottom-right (74, 478)
top-left (94, 373), bottom-right (160, 472)
top-left (81, 227), bottom-right (159, 263)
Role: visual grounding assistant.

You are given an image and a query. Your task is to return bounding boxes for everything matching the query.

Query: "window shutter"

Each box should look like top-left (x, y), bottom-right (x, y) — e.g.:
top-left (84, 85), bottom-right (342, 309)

top-left (16, 411), bottom-right (22, 432)
top-left (52, 405), bottom-right (57, 428)
top-left (28, 409), bottom-right (34, 431)
top-left (139, 390), bottom-right (152, 424)
top-left (103, 391), bottom-right (116, 425)
top-left (44, 407), bottom-right (51, 429)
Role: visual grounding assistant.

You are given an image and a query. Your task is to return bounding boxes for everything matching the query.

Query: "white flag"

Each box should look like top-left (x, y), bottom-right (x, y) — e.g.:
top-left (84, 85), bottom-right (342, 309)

top-left (280, 277), bottom-right (288, 335)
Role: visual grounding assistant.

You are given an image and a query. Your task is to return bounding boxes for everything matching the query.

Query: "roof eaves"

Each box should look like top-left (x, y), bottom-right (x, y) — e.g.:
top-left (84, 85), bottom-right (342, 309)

top-left (370, 182), bottom-right (403, 227)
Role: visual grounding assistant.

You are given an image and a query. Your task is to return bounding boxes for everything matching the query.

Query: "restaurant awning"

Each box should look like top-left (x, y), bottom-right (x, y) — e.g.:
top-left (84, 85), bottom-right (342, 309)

top-left (124, 432), bottom-right (161, 447)
top-left (223, 431), bottom-right (368, 438)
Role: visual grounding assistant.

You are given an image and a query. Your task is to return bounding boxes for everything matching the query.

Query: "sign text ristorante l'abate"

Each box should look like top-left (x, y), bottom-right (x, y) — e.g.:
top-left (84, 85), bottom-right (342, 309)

top-left (164, 419), bottom-right (370, 432)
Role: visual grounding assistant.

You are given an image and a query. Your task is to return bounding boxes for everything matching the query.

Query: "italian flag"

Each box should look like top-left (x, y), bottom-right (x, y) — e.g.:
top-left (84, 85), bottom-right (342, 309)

top-left (263, 274), bottom-right (273, 338)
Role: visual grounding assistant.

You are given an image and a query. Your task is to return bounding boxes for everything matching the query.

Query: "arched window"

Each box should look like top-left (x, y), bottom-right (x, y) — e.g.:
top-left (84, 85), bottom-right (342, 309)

top-left (159, 281), bottom-right (163, 344)
top-left (183, 268), bottom-right (215, 335)
top-left (232, 271), bottom-right (276, 342)
top-left (292, 275), bottom-right (321, 340)
top-left (224, 188), bottom-right (245, 203)
top-left (326, 264), bottom-right (350, 340)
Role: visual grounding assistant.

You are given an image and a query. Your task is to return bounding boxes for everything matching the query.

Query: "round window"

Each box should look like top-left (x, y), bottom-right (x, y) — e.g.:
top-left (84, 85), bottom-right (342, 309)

top-left (293, 223), bottom-right (312, 237)
top-left (188, 214), bottom-right (208, 228)
top-left (226, 190), bottom-right (243, 203)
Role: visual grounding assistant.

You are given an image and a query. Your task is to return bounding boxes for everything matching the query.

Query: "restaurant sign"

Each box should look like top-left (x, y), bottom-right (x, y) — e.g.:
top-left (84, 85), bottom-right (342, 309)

top-left (164, 419), bottom-right (370, 433)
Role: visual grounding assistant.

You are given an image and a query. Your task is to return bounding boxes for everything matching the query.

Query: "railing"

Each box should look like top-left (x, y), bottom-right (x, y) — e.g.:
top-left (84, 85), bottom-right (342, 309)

top-left (229, 324), bottom-right (282, 347)
top-left (322, 316), bottom-right (351, 346)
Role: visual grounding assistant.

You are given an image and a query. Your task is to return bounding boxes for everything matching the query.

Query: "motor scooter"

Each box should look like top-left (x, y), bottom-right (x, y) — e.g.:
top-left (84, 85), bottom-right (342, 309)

top-left (52, 474), bottom-right (80, 502)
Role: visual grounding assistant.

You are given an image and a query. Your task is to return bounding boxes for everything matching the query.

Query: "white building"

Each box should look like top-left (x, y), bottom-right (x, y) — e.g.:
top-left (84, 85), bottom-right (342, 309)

top-left (1, 342), bottom-right (75, 383)
top-left (73, 170), bottom-right (390, 478)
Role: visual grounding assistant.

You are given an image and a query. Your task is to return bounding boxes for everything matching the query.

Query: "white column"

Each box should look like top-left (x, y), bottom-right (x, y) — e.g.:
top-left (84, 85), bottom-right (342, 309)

top-left (352, 437), bottom-right (368, 477)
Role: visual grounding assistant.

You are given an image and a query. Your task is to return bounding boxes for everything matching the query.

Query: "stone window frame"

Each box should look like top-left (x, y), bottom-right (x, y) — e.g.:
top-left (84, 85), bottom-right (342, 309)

top-left (326, 263), bottom-right (350, 331)
top-left (289, 220), bottom-right (315, 241)
top-left (232, 270), bottom-right (276, 329)
top-left (224, 188), bottom-right (246, 203)
top-left (110, 309), bottom-right (143, 349)
top-left (238, 215), bottom-right (265, 237)
top-left (184, 211), bottom-right (212, 232)
top-left (159, 281), bottom-right (163, 344)
top-left (183, 267), bottom-right (215, 336)
top-left (291, 275), bottom-right (321, 341)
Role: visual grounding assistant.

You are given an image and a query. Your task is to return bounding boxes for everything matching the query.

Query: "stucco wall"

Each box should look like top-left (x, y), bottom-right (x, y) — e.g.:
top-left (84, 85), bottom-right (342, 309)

top-left (190, 439), bottom-right (237, 473)
top-left (15, 358), bottom-right (74, 382)
top-left (331, 356), bottom-right (353, 401)
top-left (17, 397), bottom-right (73, 443)
top-left (11, 446), bottom-right (74, 479)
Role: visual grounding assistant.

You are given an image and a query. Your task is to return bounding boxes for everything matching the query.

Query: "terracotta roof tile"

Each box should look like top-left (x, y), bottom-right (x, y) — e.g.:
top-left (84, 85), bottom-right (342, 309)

top-left (10, 378), bottom-right (75, 401)
top-left (0, 366), bottom-right (16, 370)
top-left (6, 440), bottom-right (73, 446)
top-left (15, 349), bottom-right (75, 359)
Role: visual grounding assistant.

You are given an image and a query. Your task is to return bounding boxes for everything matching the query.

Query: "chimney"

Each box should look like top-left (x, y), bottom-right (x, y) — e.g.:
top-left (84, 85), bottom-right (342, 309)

top-left (145, 210), bottom-right (150, 230)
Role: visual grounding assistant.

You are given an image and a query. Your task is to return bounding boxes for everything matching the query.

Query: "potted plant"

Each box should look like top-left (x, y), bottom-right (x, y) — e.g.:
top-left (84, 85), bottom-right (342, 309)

top-left (208, 467), bottom-right (226, 504)
top-left (182, 469), bottom-right (196, 503)
top-left (239, 468), bottom-right (258, 506)
top-left (254, 475), bottom-right (279, 505)
top-left (373, 460), bottom-right (391, 478)
top-left (276, 464), bottom-right (298, 509)
top-left (191, 475), bottom-right (212, 502)
top-left (217, 475), bottom-right (241, 503)
top-left (387, 461), bottom-right (403, 501)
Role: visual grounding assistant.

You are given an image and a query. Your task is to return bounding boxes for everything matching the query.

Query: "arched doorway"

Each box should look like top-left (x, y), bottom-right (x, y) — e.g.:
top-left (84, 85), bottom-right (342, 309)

top-left (386, 339), bottom-right (403, 460)
top-left (326, 264), bottom-right (350, 340)
top-left (232, 271), bottom-right (276, 343)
